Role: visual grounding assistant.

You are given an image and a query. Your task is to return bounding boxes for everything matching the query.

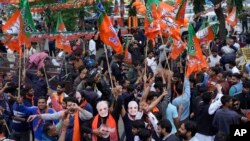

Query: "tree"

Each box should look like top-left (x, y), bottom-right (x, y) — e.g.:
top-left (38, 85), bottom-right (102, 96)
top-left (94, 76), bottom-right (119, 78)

top-left (192, 0), bottom-right (244, 40)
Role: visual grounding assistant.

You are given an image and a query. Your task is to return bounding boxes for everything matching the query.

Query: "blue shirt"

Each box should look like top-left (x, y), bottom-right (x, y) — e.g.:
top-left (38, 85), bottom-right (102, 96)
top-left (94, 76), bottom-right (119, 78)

top-left (26, 72), bottom-right (47, 105)
top-left (172, 78), bottom-right (190, 121)
top-left (18, 104), bottom-right (57, 141)
top-left (12, 102), bottom-right (30, 132)
top-left (166, 103), bottom-right (178, 134)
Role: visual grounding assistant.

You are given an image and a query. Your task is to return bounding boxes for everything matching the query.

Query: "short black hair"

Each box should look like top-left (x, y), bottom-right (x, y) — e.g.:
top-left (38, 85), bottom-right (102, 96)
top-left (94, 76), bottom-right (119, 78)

top-left (202, 92), bottom-right (212, 104)
top-left (138, 128), bottom-right (151, 141)
top-left (131, 120), bottom-right (145, 129)
top-left (57, 82), bottom-right (66, 88)
top-left (38, 68), bottom-right (45, 76)
top-left (232, 73), bottom-right (241, 79)
top-left (38, 96), bottom-right (47, 101)
top-left (243, 80), bottom-right (250, 88)
top-left (184, 120), bottom-right (197, 137)
top-left (66, 97), bottom-right (78, 105)
top-left (157, 119), bottom-right (172, 133)
top-left (221, 95), bottom-right (232, 106)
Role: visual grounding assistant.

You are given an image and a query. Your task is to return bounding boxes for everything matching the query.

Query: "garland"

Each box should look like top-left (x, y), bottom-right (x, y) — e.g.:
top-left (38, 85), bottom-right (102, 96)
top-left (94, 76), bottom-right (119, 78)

top-left (1, 31), bottom-right (96, 42)
top-left (0, 0), bottom-right (94, 12)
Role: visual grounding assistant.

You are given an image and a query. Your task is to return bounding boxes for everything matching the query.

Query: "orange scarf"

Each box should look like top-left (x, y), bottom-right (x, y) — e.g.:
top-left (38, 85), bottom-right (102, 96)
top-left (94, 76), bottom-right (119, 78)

top-left (79, 99), bottom-right (87, 109)
top-left (92, 114), bottom-right (118, 141)
top-left (34, 107), bottom-right (49, 131)
top-left (54, 93), bottom-right (64, 104)
top-left (72, 111), bottom-right (81, 141)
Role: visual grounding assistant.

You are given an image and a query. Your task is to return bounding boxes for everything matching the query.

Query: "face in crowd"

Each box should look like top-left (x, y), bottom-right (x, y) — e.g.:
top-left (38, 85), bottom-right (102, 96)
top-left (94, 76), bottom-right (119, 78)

top-left (128, 101), bottom-right (138, 117)
top-left (97, 101), bottom-right (109, 118)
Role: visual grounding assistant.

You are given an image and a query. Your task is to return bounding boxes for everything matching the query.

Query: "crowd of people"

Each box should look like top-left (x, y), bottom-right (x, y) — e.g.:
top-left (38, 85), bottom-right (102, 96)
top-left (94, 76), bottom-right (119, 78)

top-left (1, 12), bottom-right (250, 141)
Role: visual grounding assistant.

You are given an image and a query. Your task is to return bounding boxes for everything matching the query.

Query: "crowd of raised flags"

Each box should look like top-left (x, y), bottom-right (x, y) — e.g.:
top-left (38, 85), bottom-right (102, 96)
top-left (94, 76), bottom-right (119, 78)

top-left (0, 0), bottom-right (250, 141)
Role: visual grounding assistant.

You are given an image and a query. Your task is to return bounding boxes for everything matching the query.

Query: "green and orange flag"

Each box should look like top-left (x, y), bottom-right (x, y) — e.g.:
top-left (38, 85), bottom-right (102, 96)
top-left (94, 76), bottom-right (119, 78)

top-left (96, 0), bottom-right (122, 54)
top-left (186, 24), bottom-right (208, 77)
top-left (175, 0), bottom-right (187, 25)
top-left (55, 13), bottom-right (72, 53)
top-left (19, 0), bottom-right (36, 47)
top-left (196, 23), bottom-right (219, 45)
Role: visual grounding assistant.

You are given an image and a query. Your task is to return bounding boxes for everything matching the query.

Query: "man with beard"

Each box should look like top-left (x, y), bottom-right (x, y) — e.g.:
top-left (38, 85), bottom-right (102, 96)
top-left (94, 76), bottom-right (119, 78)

top-left (213, 95), bottom-right (249, 135)
top-left (177, 120), bottom-right (198, 141)
top-left (235, 80), bottom-right (250, 109)
top-left (47, 82), bottom-right (68, 110)
top-left (11, 87), bottom-right (34, 141)
top-left (16, 96), bottom-right (57, 141)
top-left (156, 119), bottom-right (180, 141)
top-left (27, 97), bottom-right (93, 141)
top-left (229, 73), bottom-right (243, 96)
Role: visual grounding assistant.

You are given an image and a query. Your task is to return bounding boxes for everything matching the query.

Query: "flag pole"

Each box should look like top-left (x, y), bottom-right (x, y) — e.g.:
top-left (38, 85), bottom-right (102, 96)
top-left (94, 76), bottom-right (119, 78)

top-left (43, 65), bottom-right (49, 88)
top-left (104, 45), bottom-right (114, 89)
top-left (144, 40), bottom-right (149, 75)
top-left (160, 35), bottom-right (171, 70)
top-left (18, 46), bottom-right (22, 98)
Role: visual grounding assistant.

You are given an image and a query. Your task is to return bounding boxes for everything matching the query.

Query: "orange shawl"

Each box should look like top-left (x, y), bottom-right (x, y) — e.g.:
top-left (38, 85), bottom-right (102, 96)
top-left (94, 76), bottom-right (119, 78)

top-left (73, 111), bottom-right (81, 141)
top-left (92, 114), bottom-right (118, 141)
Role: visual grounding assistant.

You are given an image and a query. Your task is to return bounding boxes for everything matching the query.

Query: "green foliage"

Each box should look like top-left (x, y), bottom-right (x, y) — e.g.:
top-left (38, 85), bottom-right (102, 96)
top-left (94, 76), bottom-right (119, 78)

top-left (128, 0), bottom-right (137, 16)
top-left (165, 0), bottom-right (175, 6)
top-left (193, 0), bottom-right (205, 14)
top-left (229, 0), bottom-right (244, 14)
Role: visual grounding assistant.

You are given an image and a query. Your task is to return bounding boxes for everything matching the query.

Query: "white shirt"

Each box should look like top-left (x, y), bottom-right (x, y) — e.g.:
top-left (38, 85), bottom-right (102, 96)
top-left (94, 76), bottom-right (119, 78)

top-left (147, 57), bottom-right (157, 74)
top-left (231, 66), bottom-right (240, 74)
top-left (221, 45), bottom-right (235, 54)
top-left (234, 42), bottom-right (240, 51)
top-left (207, 55), bottom-right (221, 67)
top-left (88, 39), bottom-right (96, 55)
top-left (208, 93), bottom-right (223, 115)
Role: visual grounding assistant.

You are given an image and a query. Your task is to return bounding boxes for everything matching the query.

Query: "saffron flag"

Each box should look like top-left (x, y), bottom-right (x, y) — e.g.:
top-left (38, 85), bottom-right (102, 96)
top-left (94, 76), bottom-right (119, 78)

top-left (196, 23), bottom-right (219, 45)
top-left (144, 0), bottom-right (161, 40)
top-left (96, 0), bottom-right (123, 54)
top-left (123, 37), bottom-right (132, 64)
top-left (186, 24), bottom-right (208, 77)
top-left (175, 0), bottom-right (187, 25)
top-left (169, 39), bottom-right (186, 60)
top-left (55, 13), bottom-right (72, 53)
top-left (2, 10), bottom-right (21, 53)
top-left (226, 6), bottom-right (238, 27)
top-left (19, 0), bottom-right (36, 47)
top-left (160, 16), bottom-right (181, 40)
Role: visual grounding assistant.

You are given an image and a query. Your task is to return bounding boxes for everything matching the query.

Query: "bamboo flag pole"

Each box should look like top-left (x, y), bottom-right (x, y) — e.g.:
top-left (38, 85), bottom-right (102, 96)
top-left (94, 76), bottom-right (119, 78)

top-left (160, 35), bottom-right (171, 70)
top-left (43, 65), bottom-right (49, 88)
top-left (144, 40), bottom-right (149, 75)
top-left (18, 47), bottom-right (22, 97)
top-left (104, 45), bottom-right (114, 89)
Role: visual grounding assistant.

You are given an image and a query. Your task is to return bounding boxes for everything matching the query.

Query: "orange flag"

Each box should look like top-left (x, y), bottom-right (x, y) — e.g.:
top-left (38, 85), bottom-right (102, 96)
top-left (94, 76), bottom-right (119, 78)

top-left (170, 39), bottom-right (186, 60)
top-left (186, 24), bottom-right (208, 77)
top-left (175, 0), bottom-right (187, 26)
top-left (96, 1), bottom-right (123, 54)
top-left (226, 6), bottom-right (238, 27)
